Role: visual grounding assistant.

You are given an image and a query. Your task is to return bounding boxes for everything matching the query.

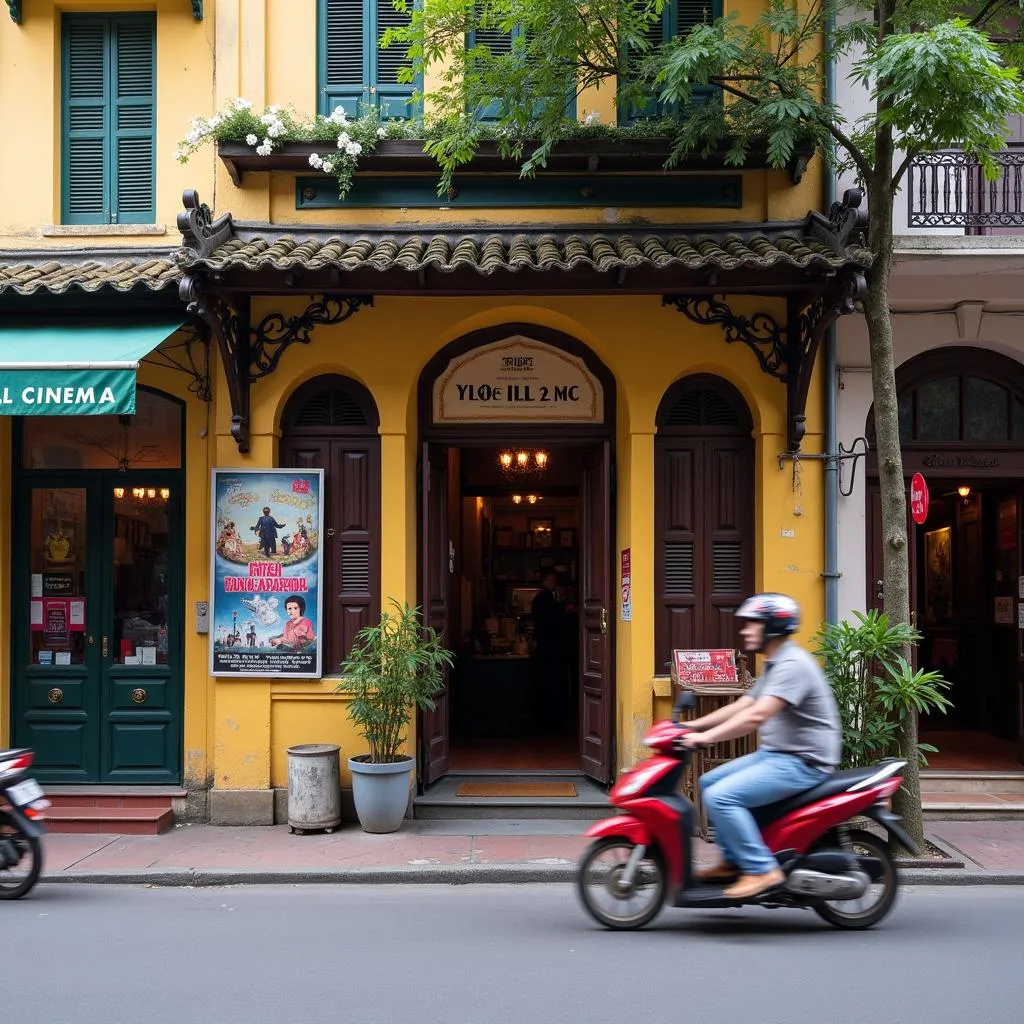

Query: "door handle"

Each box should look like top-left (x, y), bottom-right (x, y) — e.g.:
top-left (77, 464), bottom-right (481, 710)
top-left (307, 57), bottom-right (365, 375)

top-left (102, 636), bottom-right (109, 659)
top-left (600, 607), bottom-right (608, 634)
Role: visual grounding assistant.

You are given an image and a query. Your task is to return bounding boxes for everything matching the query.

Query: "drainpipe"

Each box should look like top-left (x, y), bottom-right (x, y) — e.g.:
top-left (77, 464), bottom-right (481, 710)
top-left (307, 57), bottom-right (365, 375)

top-left (822, 7), bottom-right (840, 625)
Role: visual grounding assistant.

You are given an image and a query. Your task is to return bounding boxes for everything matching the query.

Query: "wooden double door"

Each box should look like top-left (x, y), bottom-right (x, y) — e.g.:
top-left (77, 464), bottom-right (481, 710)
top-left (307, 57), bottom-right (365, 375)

top-left (419, 441), bottom-right (614, 783)
top-left (11, 473), bottom-right (183, 783)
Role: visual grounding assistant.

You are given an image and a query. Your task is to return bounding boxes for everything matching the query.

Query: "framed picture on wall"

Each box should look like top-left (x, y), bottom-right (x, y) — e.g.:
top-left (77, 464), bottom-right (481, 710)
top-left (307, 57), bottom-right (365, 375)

top-left (557, 527), bottom-right (576, 549)
top-left (923, 526), bottom-right (953, 624)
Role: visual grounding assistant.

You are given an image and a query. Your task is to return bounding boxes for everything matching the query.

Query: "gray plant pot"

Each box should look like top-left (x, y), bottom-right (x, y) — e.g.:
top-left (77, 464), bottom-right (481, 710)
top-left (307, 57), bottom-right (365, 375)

top-left (348, 755), bottom-right (414, 833)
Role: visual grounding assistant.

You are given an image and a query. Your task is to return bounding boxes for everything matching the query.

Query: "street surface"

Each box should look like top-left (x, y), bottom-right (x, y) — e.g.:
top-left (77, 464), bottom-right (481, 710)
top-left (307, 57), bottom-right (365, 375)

top-left (7, 883), bottom-right (1023, 1023)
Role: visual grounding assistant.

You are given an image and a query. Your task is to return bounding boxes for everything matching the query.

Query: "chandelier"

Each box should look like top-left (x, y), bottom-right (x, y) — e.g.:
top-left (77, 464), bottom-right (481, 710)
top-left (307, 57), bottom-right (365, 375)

top-left (113, 486), bottom-right (171, 508)
top-left (511, 494), bottom-right (542, 505)
top-left (498, 448), bottom-right (549, 478)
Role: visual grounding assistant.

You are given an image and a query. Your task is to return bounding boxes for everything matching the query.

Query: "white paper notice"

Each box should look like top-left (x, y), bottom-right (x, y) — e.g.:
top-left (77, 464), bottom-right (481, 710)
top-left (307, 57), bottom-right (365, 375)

top-left (69, 600), bottom-right (85, 627)
top-left (31, 574), bottom-right (43, 598)
top-left (55, 651), bottom-right (71, 666)
top-left (141, 647), bottom-right (156, 665)
top-left (29, 600), bottom-right (43, 626)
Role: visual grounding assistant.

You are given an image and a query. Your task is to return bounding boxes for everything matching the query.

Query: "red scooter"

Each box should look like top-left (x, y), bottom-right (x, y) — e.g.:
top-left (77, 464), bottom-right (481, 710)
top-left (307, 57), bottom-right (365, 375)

top-left (577, 693), bottom-right (916, 930)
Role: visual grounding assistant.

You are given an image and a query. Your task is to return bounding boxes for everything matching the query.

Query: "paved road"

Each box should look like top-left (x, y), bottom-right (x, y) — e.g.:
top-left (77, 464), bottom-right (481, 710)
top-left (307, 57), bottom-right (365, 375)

top-left (7, 884), bottom-right (1023, 1023)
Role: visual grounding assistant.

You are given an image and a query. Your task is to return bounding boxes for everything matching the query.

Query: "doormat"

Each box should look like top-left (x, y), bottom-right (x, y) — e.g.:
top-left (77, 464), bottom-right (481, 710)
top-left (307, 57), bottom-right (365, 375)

top-left (456, 781), bottom-right (578, 798)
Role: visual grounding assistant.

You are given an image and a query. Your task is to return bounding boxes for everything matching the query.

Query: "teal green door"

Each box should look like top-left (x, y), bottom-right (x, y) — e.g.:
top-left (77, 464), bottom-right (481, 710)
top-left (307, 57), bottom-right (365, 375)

top-left (12, 473), bottom-right (183, 783)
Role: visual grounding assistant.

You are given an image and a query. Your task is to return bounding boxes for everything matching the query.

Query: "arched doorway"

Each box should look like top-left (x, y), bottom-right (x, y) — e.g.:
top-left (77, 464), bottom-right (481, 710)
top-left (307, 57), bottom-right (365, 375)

top-left (11, 387), bottom-right (185, 783)
top-left (279, 374), bottom-right (381, 675)
top-left (655, 374), bottom-right (755, 672)
top-left (866, 346), bottom-right (1024, 766)
top-left (416, 325), bottom-right (616, 784)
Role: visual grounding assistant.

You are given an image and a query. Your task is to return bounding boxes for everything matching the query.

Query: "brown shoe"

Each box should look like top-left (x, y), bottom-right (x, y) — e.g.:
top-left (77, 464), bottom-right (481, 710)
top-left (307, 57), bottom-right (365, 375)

top-left (696, 861), bottom-right (739, 882)
top-left (724, 868), bottom-right (785, 899)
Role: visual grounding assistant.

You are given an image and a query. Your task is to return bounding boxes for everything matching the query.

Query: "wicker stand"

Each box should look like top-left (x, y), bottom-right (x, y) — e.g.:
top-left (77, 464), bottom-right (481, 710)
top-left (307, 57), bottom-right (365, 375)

top-left (677, 655), bottom-right (756, 840)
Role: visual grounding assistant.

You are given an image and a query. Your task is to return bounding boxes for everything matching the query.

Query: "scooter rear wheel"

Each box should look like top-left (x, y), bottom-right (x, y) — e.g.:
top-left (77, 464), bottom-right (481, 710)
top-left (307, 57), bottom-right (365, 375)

top-left (577, 838), bottom-right (667, 930)
top-left (813, 830), bottom-right (898, 930)
top-left (0, 812), bottom-right (43, 900)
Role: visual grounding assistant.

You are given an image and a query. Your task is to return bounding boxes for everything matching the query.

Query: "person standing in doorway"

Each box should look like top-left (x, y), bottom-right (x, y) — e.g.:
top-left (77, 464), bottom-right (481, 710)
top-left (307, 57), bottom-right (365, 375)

top-left (530, 571), bottom-right (573, 735)
top-left (252, 506), bottom-right (286, 557)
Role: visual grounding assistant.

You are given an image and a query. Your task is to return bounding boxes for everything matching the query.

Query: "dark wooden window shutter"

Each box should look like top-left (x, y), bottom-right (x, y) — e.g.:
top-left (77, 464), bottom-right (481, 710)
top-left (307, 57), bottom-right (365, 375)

top-left (280, 376), bottom-right (381, 672)
top-left (654, 375), bottom-right (753, 673)
top-left (62, 14), bottom-right (155, 225)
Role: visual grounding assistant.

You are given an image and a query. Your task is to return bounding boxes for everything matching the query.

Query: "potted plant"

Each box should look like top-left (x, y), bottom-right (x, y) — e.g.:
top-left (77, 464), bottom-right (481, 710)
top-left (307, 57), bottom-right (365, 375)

top-left (335, 600), bottom-right (453, 833)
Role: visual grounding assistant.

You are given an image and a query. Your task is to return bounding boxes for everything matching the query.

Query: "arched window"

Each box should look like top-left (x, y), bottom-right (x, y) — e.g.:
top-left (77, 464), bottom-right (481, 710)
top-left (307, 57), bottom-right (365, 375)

top-left (654, 374), bottom-right (754, 673)
top-left (280, 375), bottom-right (380, 672)
top-left (898, 374), bottom-right (1024, 442)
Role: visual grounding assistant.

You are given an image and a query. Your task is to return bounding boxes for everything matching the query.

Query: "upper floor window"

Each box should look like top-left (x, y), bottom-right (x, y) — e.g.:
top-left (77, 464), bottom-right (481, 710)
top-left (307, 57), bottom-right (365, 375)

top-left (898, 374), bottom-right (1024, 442)
top-left (619, 0), bottom-right (719, 124)
top-left (318, 0), bottom-right (416, 119)
top-left (61, 14), bottom-right (156, 225)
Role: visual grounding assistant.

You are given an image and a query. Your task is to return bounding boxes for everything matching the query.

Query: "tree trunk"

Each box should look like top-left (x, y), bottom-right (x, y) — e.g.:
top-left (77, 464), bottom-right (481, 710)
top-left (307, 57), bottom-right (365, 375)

top-left (862, 174), bottom-right (924, 849)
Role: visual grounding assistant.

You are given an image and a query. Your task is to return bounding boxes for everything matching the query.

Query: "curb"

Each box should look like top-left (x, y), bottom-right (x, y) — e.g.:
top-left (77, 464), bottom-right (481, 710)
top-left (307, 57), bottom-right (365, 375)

top-left (39, 864), bottom-right (1024, 887)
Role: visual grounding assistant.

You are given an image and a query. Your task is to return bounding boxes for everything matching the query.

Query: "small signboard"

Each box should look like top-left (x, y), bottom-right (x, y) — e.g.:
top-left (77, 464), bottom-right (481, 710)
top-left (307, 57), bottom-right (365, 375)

top-left (671, 648), bottom-right (739, 686)
top-left (910, 472), bottom-right (930, 525)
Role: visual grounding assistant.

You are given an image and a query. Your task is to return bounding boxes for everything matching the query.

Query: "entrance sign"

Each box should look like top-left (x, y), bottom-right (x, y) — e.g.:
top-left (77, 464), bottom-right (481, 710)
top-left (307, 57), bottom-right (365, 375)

top-left (910, 472), bottom-right (929, 525)
top-left (671, 649), bottom-right (739, 686)
top-left (210, 468), bottom-right (324, 678)
top-left (620, 548), bottom-right (631, 622)
top-left (433, 336), bottom-right (604, 424)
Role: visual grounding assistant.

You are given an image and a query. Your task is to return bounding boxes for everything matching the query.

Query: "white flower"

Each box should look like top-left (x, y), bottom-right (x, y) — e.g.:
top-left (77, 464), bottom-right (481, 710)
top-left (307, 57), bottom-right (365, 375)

top-left (345, 141), bottom-right (362, 157)
top-left (260, 112), bottom-right (274, 125)
top-left (255, 139), bottom-right (273, 156)
top-left (234, 97), bottom-right (252, 111)
top-left (267, 120), bottom-right (285, 138)
top-left (246, 133), bottom-right (258, 146)
top-left (584, 111), bottom-right (600, 125)
top-left (185, 131), bottom-right (200, 145)
top-left (328, 106), bottom-right (348, 125)
top-left (309, 153), bottom-right (323, 169)
top-left (321, 159), bottom-right (334, 173)
top-left (336, 131), bottom-right (351, 149)
top-left (172, 149), bottom-right (183, 161)
top-left (377, 126), bottom-right (388, 138)
top-left (268, 104), bottom-right (282, 114)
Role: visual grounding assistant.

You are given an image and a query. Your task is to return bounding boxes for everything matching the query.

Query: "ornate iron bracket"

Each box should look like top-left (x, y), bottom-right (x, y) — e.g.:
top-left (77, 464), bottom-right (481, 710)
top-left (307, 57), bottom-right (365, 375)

top-left (251, 296), bottom-right (373, 381)
top-left (141, 324), bottom-right (212, 402)
top-left (664, 267), bottom-right (866, 451)
top-left (777, 435), bottom-right (870, 497)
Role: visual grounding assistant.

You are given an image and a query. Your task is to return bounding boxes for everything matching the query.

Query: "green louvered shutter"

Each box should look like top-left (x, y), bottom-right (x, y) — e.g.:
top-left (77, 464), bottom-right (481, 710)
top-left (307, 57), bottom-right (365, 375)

top-left (62, 14), bottom-right (154, 225)
top-left (373, 0), bottom-right (415, 118)
top-left (467, 13), bottom-right (516, 121)
top-left (321, 0), bottom-right (368, 116)
top-left (63, 17), bottom-right (109, 223)
top-left (113, 17), bottom-right (156, 223)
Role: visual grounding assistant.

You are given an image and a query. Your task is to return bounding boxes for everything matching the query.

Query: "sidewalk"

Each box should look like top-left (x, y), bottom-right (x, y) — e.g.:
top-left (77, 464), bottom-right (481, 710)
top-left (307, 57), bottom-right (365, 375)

top-left (36, 817), bottom-right (1024, 886)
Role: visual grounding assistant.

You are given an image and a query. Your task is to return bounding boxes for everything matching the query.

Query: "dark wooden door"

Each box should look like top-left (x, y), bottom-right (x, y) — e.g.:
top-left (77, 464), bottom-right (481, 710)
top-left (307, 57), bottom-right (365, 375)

top-left (579, 441), bottom-right (613, 782)
top-left (420, 443), bottom-right (451, 783)
top-left (655, 437), bottom-right (753, 664)
top-left (13, 473), bottom-right (183, 783)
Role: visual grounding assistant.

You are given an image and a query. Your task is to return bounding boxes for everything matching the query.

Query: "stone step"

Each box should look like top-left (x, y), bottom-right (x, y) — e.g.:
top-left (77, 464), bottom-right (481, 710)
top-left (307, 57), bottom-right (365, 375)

top-left (42, 805), bottom-right (175, 835)
top-left (920, 772), bottom-right (1024, 795)
top-left (415, 772), bottom-right (610, 821)
top-left (922, 791), bottom-right (1024, 820)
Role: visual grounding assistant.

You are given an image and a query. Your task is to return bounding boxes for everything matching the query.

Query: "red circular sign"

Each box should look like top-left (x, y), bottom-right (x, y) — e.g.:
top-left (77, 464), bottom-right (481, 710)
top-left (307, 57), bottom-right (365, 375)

top-left (910, 472), bottom-right (930, 525)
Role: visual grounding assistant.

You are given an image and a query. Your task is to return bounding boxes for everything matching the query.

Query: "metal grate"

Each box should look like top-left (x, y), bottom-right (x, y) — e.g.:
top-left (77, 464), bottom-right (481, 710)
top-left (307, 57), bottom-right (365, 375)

top-left (664, 542), bottom-right (694, 595)
top-left (293, 388), bottom-right (368, 428)
top-left (712, 542), bottom-right (743, 592)
top-left (341, 543), bottom-right (370, 594)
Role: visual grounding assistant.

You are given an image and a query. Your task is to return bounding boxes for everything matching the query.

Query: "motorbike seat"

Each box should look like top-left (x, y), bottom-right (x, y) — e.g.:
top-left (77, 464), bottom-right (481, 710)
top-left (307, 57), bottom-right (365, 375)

top-left (751, 764), bottom-right (884, 826)
top-left (0, 748), bottom-right (31, 760)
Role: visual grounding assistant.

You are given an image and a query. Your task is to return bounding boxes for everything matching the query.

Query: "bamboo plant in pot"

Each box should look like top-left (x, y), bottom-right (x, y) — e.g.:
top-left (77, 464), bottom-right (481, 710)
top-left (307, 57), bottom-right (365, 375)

top-left (335, 600), bottom-right (453, 833)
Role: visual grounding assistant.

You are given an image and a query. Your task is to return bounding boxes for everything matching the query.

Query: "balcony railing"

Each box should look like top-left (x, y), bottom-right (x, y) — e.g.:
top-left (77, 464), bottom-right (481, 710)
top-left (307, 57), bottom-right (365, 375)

top-left (907, 149), bottom-right (1024, 228)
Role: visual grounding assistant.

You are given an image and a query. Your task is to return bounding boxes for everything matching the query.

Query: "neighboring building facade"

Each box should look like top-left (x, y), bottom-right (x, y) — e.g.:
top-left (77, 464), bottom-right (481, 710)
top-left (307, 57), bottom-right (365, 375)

top-left (834, 64), bottom-right (1024, 764)
top-left (0, 1), bottom-right (868, 822)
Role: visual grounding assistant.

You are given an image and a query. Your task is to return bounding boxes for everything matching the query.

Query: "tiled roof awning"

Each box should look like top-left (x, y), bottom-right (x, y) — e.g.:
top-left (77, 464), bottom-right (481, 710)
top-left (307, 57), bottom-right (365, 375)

top-left (0, 252), bottom-right (181, 296)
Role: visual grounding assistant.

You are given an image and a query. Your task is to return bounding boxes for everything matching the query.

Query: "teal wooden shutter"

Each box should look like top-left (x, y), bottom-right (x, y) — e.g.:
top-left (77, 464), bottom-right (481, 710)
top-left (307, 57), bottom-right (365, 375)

top-left (467, 18), bottom-right (516, 120)
top-left (63, 17), bottom-right (109, 223)
top-left (373, 0), bottom-right (415, 119)
top-left (320, 0), bottom-right (367, 116)
top-left (112, 17), bottom-right (156, 223)
top-left (62, 14), bottom-right (154, 225)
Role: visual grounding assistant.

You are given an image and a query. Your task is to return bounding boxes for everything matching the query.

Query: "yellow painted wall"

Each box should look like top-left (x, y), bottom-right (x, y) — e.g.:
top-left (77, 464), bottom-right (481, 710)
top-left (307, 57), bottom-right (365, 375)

top-left (198, 293), bottom-right (827, 787)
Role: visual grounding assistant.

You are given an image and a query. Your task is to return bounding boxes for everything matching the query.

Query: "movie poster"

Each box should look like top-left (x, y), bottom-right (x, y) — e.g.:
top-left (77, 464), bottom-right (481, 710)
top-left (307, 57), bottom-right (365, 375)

top-left (209, 468), bottom-right (324, 678)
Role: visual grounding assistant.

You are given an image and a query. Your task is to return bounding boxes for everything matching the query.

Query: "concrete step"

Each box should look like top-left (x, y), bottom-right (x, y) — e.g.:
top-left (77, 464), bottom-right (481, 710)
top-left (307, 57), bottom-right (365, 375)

top-left (415, 772), bottom-right (611, 821)
top-left (41, 786), bottom-right (182, 834)
top-left (920, 772), bottom-right (1024, 796)
top-left (922, 790), bottom-right (1024, 820)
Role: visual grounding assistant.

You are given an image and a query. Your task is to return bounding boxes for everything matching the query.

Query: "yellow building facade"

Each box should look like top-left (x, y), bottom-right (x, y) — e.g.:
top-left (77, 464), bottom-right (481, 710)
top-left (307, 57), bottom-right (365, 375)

top-left (0, 1), bottom-right (868, 824)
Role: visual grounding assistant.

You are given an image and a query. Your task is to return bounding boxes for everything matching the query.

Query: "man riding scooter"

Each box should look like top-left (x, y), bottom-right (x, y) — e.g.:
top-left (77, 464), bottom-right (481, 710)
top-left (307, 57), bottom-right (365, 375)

top-left (680, 592), bottom-right (842, 900)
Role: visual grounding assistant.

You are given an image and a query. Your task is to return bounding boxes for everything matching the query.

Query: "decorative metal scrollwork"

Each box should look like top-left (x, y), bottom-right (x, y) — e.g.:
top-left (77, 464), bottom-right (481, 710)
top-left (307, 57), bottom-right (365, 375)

top-left (131, 688), bottom-right (147, 705)
top-left (663, 296), bottom-right (787, 380)
top-left (47, 688), bottom-right (63, 705)
top-left (250, 296), bottom-right (374, 381)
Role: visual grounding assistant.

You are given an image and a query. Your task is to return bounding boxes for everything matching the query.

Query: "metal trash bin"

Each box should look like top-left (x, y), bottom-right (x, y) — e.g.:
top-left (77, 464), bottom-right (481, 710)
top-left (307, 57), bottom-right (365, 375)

top-left (286, 743), bottom-right (341, 834)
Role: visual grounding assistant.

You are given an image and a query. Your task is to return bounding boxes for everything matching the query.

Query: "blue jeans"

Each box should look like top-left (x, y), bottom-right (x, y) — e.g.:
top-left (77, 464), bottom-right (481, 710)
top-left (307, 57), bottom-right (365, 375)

top-left (699, 749), bottom-right (830, 875)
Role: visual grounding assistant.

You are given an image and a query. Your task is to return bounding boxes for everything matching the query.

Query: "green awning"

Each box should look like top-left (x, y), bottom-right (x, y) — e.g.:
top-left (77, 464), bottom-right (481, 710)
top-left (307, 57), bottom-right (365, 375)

top-left (0, 321), bottom-right (183, 415)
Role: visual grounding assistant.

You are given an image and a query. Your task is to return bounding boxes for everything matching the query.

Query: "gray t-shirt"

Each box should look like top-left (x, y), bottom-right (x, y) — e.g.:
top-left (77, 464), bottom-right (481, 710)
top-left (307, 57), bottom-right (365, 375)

top-left (749, 641), bottom-right (841, 769)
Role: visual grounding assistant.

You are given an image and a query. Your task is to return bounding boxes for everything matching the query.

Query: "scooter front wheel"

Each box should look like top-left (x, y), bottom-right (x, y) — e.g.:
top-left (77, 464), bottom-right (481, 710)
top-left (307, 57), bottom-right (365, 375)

top-left (577, 837), bottom-right (667, 930)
